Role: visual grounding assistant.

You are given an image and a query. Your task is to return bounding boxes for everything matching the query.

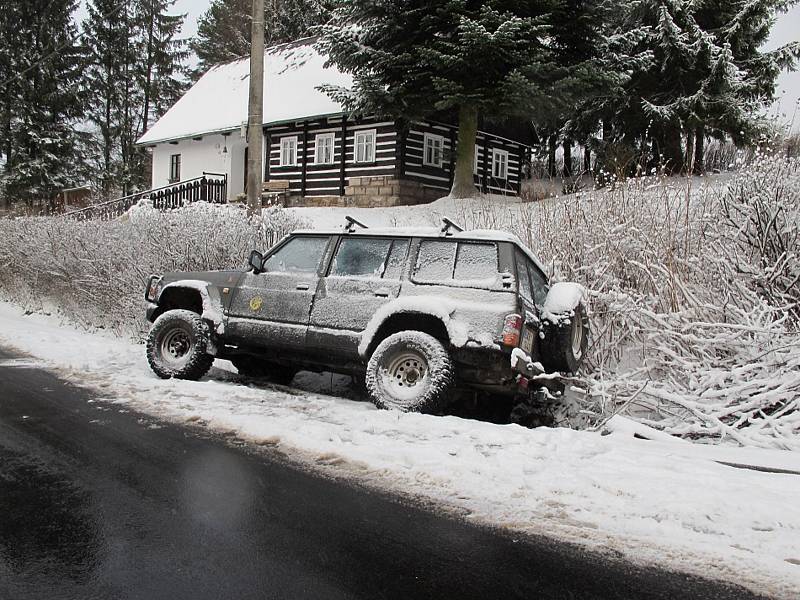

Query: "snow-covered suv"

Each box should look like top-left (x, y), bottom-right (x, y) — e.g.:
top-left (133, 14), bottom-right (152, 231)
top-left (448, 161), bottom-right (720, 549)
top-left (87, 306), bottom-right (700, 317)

top-left (143, 218), bottom-right (589, 413)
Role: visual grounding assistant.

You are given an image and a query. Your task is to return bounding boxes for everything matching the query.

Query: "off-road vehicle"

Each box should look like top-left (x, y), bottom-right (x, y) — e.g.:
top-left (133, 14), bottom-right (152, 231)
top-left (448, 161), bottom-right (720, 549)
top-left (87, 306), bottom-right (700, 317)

top-left (144, 217), bottom-right (589, 414)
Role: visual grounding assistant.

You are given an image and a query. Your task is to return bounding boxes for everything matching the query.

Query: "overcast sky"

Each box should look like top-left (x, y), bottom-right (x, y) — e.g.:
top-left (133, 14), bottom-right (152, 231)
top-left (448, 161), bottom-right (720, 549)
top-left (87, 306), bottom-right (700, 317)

top-left (75, 0), bottom-right (799, 128)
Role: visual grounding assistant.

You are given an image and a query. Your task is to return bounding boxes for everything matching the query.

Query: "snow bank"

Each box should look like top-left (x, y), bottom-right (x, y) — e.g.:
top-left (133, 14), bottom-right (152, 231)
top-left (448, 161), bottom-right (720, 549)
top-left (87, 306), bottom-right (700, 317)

top-left (0, 301), bottom-right (798, 598)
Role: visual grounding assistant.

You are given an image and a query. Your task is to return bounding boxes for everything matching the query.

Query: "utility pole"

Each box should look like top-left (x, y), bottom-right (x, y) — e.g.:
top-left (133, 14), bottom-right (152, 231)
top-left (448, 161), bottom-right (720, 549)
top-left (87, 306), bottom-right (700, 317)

top-left (246, 0), bottom-right (265, 217)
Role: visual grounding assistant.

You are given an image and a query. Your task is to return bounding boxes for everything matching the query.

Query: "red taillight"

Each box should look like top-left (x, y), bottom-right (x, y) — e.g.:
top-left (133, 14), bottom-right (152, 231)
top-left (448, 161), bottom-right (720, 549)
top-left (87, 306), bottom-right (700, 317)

top-left (502, 314), bottom-right (523, 347)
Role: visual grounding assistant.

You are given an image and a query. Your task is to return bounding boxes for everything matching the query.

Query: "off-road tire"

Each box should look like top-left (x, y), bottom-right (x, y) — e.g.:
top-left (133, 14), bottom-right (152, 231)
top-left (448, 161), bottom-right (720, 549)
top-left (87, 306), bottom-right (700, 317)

top-left (231, 356), bottom-right (297, 385)
top-left (366, 331), bottom-right (454, 413)
top-left (147, 309), bottom-right (214, 380)
top-left (540, 303), bottom-right (589, 374)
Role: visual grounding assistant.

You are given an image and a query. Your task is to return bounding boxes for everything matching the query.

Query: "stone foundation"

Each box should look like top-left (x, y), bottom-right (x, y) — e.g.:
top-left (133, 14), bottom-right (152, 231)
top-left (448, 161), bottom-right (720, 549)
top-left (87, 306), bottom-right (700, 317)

top-left (285, 176), bottom-right (446, 208)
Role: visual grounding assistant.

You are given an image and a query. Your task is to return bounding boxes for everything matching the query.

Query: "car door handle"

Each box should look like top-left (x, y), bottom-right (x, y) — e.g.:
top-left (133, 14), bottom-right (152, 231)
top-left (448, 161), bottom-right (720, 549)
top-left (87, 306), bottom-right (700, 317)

top-left (374, 288), bottom-right (390, 297)
top-left (296, 283), bottom-right (310, 290)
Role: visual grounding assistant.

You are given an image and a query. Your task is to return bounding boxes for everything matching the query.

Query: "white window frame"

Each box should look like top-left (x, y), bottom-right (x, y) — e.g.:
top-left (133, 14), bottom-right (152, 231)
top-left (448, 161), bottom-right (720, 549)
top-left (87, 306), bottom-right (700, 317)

top-left (314, 132), bottom-right (335, 165)
top-left (492, 148), bottom-right (508, 179)
top-left (473, 144), bottom-right (480, 175)
top-left (423, 133), bottom-right (444, 168)
top-left (280, 136), bottom-right (298, 167)
top-left (354, 129), bottom-right (376, 163)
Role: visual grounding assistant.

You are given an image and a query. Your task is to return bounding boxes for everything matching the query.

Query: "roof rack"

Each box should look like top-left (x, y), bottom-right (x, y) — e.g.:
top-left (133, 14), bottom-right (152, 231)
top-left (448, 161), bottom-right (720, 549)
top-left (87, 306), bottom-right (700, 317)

top-left (440, 217), bottom-right (464, 236)
top-left (343, 215), bottom-right (369, 233)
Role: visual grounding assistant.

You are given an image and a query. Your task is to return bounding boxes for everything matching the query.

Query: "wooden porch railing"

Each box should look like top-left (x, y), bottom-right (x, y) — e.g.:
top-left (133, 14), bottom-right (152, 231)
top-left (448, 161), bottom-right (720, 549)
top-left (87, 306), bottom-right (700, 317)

top-left (68, 173), bottom-right (228, 221)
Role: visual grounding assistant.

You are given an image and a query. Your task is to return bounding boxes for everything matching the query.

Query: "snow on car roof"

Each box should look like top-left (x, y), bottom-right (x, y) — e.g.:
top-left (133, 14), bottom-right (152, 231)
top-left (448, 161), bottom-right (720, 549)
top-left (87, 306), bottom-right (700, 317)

top-left (136, 38), bottom-right (352, 146)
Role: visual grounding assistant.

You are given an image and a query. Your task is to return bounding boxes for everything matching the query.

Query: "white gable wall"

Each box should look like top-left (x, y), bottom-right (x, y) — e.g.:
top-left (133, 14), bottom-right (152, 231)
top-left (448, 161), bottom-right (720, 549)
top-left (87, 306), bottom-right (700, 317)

top-left (150, 131), bottom-right (263, 200)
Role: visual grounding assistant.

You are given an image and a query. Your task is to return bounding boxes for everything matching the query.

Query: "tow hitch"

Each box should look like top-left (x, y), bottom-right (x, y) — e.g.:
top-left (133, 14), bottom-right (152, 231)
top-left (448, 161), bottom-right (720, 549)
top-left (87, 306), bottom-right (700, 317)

top-left (510, 348), bottom-right (592, 429)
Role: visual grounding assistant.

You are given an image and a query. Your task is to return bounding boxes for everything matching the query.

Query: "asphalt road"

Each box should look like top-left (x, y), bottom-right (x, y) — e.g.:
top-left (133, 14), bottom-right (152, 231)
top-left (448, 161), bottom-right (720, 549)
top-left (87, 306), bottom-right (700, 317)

top-left (0, 347), bottom-right (768, 600)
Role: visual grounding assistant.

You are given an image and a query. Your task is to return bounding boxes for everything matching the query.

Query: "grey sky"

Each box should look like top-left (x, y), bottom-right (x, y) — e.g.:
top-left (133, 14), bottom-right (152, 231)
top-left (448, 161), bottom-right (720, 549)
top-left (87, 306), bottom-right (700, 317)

top-left (75, 0), bottom-right (800, 128)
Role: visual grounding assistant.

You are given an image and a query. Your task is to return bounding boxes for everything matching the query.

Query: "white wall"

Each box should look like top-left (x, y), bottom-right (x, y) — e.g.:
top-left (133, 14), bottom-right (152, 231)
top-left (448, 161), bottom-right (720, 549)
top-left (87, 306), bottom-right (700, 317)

top-left (149, 130), bottom-right (258, 201)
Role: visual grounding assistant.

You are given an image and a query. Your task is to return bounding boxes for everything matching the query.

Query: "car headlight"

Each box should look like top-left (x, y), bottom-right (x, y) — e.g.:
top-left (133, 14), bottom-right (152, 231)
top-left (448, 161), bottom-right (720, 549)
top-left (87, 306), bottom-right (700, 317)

top-left (145, 275), bottom-right (163, 302)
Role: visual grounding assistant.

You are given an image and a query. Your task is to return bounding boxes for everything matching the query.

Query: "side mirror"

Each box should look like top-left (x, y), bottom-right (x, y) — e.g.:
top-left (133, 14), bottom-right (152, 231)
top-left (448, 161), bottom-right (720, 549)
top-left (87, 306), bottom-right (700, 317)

top-left (248, 249), bottom-right (264, 273)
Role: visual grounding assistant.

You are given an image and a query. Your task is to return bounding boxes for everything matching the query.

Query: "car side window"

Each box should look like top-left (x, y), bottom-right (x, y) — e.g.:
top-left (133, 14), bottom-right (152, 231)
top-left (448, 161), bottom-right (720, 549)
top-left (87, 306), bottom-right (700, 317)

top-left (263, 236), bottom-right (329, 274)
top-left (516, 250), bottom-right (533, 302)
top-left (454, 242), bottom-right (498, 280)
top-left (415, 240), bottom-right (457, 281)
top-left (415, 240), bottom-right (499, 283)
top-left (383, 239), bottom-right (410, 279)
top-left (528, 263), bottom-right (549, 306)
top-left (330, 237), bottom-right (394, 278)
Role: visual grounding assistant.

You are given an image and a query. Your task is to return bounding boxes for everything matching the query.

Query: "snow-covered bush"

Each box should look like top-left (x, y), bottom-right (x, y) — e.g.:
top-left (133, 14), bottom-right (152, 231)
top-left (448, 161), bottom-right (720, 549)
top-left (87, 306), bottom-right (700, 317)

top-left (438, 152), bottom-right (799, 448)
top-left (526, 156), bottom-right (800, 449)
top-left (0, 202), bottom-right (306, 336)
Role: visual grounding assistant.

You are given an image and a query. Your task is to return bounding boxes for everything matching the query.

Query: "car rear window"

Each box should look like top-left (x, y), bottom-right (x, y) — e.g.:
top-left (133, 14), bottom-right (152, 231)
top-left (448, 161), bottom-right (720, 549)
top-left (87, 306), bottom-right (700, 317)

top-left (414, 240), bottom-right (498, 284)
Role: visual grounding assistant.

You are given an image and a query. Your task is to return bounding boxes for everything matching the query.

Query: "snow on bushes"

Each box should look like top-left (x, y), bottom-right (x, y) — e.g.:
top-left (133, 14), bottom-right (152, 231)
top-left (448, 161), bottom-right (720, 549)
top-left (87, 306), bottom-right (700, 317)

top-left (0, 202), bottom-right (306, 336)
top-left (439, 153), bottom-right (799, 448)
top-left (527, 155), bottom-right (800, 449)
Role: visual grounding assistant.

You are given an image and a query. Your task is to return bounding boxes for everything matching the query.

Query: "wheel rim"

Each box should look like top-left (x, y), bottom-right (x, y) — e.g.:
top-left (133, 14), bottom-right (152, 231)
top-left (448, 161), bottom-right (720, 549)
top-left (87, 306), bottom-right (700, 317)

top-left (160, 328), bottom-right (192, 367)
top-left (382, 350), bottom-right (429, 405)
top-left (571, 317), bottom-right (584, 359)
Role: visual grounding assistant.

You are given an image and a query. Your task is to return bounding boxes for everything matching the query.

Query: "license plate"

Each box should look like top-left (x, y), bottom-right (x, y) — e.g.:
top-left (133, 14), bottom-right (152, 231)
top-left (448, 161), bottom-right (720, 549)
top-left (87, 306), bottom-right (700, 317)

top-left (520, 327), bottom-right (534, 354)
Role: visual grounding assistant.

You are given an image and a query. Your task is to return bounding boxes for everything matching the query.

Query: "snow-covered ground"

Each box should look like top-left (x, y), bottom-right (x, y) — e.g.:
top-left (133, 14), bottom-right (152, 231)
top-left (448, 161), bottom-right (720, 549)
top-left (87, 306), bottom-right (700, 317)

top-left (1, 300), bottom-right (798, 598)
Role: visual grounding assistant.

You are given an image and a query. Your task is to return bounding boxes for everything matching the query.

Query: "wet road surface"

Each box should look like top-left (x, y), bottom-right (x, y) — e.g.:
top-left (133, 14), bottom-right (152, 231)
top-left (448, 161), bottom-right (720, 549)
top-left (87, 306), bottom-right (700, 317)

top-left (0, 347), bottom-right (769, 600)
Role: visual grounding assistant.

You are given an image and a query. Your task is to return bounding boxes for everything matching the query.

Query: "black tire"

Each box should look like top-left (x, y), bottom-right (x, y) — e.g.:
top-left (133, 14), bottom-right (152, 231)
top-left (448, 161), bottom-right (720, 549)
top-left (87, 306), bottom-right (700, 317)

top-left (366, 331), bottom-right (454, 413)
top-left (231, 356), bottom-right (297, 385)
top-left (540, 303), bottom-right (589, 374)
top-left (147, 309), bottom-right (214, 380)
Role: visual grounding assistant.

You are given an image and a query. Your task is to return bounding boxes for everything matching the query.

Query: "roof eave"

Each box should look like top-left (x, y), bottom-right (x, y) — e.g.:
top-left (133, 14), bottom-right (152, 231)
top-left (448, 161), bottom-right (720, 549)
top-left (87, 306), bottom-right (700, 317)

top-left (135, 111), bottom-right (348, 147)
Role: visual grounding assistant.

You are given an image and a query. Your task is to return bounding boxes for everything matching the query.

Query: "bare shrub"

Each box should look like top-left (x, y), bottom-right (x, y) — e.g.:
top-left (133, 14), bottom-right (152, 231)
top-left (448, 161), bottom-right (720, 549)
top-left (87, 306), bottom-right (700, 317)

top-left (426, 156), bottom-right (799, 447)
top-left (0, 202), bottom-right (306, 337)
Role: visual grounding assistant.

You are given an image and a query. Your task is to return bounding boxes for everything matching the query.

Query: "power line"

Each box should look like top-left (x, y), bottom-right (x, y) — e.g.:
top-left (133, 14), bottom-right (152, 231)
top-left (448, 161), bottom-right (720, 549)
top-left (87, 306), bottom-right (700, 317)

top-left (0, 0), bottom-right (129, 90)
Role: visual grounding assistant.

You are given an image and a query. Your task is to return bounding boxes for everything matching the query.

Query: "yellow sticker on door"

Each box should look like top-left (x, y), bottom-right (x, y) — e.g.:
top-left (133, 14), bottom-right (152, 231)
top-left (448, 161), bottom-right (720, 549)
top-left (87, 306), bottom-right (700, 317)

top-left (249, 296), bottom-right (263, 311)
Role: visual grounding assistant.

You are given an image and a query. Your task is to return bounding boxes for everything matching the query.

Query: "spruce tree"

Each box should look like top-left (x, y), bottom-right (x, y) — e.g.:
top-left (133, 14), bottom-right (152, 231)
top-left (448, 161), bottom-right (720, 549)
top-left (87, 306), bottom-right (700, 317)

top-left (83, 0), bottom-right (188, 196)
top-left (0, 0), bottom-right (87, 209)
top-left (190, 0), bottom-right (331, 79)
top-left (319, 0), bottom-right (559, 198)
top-left (83, 0), bottom-right (131, 196)
top-left (133, 0), bottom-right (189, 191)
top-left (605, 0), bottom-right (798, 174)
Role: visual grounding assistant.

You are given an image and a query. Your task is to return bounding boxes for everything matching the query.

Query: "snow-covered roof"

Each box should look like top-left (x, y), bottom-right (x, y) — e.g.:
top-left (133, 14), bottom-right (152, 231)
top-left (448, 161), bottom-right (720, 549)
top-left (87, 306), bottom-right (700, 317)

top-left (137, 39), bottom-right (352, 146)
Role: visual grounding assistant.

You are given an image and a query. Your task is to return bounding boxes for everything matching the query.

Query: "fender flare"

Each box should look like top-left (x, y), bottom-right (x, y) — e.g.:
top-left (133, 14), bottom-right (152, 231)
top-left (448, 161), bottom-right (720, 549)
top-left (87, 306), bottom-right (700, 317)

top-left (156, 280), bottom-right (226, 331)
top-left (357, 299), bottom-right (469, 358)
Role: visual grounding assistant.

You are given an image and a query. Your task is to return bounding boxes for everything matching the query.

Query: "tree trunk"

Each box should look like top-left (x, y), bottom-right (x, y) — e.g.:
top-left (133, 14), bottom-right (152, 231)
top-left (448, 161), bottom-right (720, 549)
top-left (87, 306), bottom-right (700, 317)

top-left (685, 129), bottom-right (695, 176)
top-left (693, 126), bottom-right (705, 175)
top-left (663, 127), bottom-right (684, 175)
top-left (583, 146), bottom-right (591, 172)
top-left (563, 138), bottom-right (573, 177)
top-left (547, 134), bottom-right (557, 178)
top-left (449, 104), bottom-right (479, 198)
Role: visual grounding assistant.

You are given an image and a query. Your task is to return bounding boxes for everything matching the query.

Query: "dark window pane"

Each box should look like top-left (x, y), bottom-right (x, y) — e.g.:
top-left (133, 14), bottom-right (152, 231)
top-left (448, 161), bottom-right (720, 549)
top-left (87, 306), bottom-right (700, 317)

top-left (528, 263), bottom-right (549, 305)
top-left (331, 238), bottom-right (393, 277)
top-left (454, 242), bottom-right (497, 280)
top-left (415, 240), bottom-right (457, 281)
top-left (263, 236), bottom-right (328, 274)
top-left (383, 239), bottom-right (409, 279)
top-left (516, 251), bottom-right (533, 301)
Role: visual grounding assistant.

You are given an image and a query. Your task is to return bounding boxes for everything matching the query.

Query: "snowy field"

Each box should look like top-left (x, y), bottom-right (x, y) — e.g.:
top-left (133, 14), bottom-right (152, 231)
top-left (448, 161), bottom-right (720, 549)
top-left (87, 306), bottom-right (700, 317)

top-left (1, 301), bottom-right (798, 598)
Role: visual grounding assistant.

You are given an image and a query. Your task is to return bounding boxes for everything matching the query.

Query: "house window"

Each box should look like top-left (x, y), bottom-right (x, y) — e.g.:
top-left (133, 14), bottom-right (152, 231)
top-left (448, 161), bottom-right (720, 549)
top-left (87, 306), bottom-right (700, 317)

top-left (354, 129), bottom-right (376, 163)
top-left (169, 153), bottom-right (181, 182)
top-left (423, 133), bottom-right (444, 167)
top-left (474, 144), bottom-right (480, 174)
top-left (492, 148), bottom-right (508, 179)
top-left (280, 136), bottom-right (298, 166)
top-left (315, 132), bottom-right (335, 164)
